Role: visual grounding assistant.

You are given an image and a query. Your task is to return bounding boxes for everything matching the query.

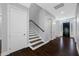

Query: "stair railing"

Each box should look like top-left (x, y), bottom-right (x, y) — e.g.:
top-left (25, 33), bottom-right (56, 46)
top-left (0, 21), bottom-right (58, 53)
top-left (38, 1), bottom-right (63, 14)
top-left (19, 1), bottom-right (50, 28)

top-left (30, 20), bottom-right (44, 32)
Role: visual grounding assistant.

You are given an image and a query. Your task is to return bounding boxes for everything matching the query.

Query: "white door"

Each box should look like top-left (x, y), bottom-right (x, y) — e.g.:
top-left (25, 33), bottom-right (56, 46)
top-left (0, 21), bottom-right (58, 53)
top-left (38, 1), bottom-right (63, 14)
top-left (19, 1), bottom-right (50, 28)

top-left (8, 5), bottom-right (28, 52)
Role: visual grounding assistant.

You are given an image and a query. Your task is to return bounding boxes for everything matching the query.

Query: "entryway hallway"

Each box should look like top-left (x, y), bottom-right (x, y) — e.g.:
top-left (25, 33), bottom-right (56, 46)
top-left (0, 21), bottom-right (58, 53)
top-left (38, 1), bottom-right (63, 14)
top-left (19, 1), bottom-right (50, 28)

top-left (0, 3), bottom-right (79, 56)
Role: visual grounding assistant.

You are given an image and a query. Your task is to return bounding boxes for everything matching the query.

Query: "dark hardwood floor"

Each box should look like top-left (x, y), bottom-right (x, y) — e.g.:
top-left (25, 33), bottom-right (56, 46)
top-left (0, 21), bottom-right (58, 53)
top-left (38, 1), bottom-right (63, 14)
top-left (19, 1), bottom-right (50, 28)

top-left (7, 37), bottom-right (78, 56)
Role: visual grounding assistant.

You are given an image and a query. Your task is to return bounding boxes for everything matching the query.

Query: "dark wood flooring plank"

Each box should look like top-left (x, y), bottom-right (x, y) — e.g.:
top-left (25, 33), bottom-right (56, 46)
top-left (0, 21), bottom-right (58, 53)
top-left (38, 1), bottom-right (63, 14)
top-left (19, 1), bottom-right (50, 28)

top-left (7, 37), bottom-right (78, 56)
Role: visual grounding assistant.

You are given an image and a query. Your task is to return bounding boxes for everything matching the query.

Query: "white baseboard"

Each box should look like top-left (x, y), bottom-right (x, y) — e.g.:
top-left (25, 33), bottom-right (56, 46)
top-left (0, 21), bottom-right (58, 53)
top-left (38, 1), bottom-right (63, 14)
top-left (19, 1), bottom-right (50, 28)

top-left (77, 48), bottom-right (79, 54)
top-left (1, 46), bottom-right (29, 56)
top-left (43, 40), bottom-right (50, 44)
top-left (1, 50), bottom-right (11, 56)
top-left (76, 44), bottom-right (79, 54)
top-left (52, 37), bottom-right (56, 40)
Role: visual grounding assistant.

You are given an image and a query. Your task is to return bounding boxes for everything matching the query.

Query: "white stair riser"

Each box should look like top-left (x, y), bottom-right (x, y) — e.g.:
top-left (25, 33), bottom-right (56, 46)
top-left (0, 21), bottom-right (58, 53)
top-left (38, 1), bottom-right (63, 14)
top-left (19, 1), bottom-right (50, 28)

top-left (29, 38), bottom-right (41, 41)
top-left (29, 33), bottom-right (37, 35)
top-left (29, 31), bottom-right (44, 50)
top-left (30, 40), bottom-right (42, 45)
top-left (29, 36), bottom-right (39, 38)
top-left (29, 42), bottom-right (44, 50)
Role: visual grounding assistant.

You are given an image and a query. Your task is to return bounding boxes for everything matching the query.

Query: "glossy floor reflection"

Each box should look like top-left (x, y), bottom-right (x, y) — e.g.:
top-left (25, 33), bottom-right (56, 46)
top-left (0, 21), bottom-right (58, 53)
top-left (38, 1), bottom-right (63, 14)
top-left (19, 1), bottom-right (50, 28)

top-left (60, 37), bottom-right (64, 50)
top-left (57, 37), bottom-right (78, 56)
top-left (8, 37), bottom-right (78, 56)
top-left (70, 38), bottom-right (74, 50)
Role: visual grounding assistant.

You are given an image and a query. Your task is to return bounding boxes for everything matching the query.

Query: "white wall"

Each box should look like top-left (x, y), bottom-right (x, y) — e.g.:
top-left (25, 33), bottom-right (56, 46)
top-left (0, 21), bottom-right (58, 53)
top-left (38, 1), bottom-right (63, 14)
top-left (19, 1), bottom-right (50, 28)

top-left (52, 20), bottom-right (63, 39)
top-left (1, 4), bottom-right (8, 55)
top-left (29, 4), bottom-right (41, 21)
top-left (37, 9), bottom-right (52, 42)
top-left (29, 4), bottom-right (53, 42)
top-left (0, 4), bottom-right (2, 39)
top-left (1, 4), bottom-right (29, 56)
top-left (76, 3), bottom-right (79, 53)
top-left (52, 20), bottom-right (57, 39)
top-left (77, 3), bottom-right (79, 40)
top-left (53, 17), bottom-right (76, 39)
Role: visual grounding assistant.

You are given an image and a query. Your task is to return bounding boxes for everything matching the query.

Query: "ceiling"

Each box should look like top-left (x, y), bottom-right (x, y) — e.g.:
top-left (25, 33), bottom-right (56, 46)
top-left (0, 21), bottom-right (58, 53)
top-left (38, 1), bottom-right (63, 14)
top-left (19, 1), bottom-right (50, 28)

top-left (37, 3), bottom-right (77, 21)
top-left (20, 3), bottom-right (77, 21)
top-left (20, 3), bottom-right (31, 8)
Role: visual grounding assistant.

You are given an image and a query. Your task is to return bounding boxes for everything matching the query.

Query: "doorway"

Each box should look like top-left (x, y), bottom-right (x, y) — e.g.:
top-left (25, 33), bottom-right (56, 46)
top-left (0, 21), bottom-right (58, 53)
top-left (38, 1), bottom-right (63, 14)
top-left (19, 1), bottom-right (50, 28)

top-left (63, 22), bottom-right (70, 37)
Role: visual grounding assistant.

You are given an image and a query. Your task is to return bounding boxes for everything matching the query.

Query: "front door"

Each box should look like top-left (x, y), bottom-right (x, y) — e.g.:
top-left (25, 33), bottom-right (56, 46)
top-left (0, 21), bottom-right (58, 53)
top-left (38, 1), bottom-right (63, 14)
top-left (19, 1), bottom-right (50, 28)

top-left (63, 22), bottom-right (70, 37)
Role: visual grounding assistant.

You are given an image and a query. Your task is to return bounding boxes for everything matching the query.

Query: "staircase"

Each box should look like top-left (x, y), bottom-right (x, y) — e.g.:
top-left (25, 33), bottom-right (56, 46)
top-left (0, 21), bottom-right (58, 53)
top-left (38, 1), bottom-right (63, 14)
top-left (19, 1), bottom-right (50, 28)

top-left (29, 31), bottom-right (44, 50)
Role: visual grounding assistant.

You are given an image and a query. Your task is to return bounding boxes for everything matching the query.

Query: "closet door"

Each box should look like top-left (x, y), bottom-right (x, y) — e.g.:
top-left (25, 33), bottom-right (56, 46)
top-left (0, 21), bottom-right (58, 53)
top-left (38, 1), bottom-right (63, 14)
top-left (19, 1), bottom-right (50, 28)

top-left (8, 4), bottom-right (28, 52)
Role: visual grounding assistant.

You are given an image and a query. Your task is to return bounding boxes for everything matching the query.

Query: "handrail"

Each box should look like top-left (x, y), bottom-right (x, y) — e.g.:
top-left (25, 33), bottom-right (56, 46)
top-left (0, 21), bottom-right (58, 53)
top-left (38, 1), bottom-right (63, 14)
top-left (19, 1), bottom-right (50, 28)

top-left (30, 20), bottom-right (44, 32)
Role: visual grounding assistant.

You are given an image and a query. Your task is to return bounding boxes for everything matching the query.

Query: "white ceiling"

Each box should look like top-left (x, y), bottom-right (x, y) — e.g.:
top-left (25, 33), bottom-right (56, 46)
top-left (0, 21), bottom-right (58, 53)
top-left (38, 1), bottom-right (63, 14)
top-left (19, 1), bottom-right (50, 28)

top-left (37, 3), bottom-right (77, 20)
top-left (20, 3), bottom-right (77, 21)
top-left (20, 3), bottom-right (31, 8)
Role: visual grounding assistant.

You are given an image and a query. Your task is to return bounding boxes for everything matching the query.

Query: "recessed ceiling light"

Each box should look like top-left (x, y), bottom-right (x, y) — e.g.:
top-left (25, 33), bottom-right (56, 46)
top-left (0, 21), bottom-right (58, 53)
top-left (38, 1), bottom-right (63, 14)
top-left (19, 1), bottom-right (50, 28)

top-left (60, 11), bottom-right (64, 14)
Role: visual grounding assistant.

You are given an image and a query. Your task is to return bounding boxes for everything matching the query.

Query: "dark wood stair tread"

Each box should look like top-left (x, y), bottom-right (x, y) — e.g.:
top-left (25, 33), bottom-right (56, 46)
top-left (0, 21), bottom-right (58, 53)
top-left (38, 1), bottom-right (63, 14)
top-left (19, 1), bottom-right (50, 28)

top-left (29, 36), bottom-right (39, 39)
top-left (30, 39), bottom-right (41, 43)
top-left (32, 41), bottom-right (44, 47)
top-left (29, 34), bottom-right (37, 36)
